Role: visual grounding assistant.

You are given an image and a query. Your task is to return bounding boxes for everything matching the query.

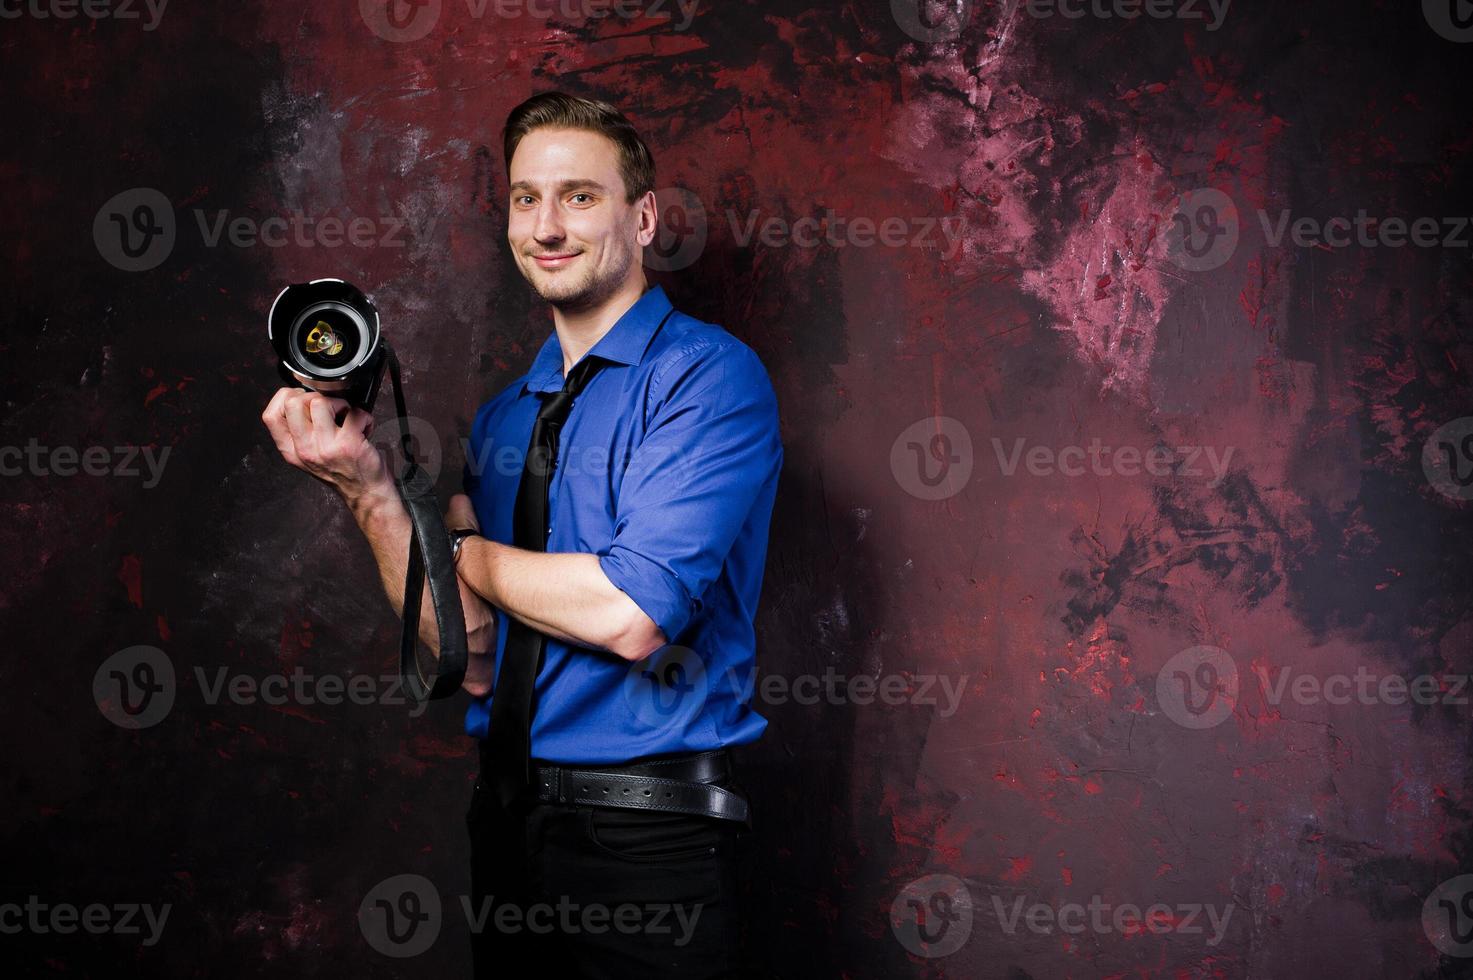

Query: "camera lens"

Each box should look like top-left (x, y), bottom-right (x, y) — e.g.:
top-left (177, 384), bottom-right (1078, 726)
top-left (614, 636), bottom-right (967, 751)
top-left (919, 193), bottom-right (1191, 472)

top-left (289, 301), bottom-right (368, 377)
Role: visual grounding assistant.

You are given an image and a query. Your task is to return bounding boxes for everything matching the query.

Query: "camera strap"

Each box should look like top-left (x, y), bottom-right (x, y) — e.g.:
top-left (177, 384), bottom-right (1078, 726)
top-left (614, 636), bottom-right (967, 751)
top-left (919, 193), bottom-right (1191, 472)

top-left (383, 347), bottom-right (469, 702)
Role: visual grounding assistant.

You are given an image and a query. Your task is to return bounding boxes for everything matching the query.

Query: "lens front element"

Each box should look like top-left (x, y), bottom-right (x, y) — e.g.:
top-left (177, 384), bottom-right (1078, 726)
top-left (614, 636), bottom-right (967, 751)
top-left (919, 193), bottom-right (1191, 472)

top-left (289, 301), bottom-right (367, 377)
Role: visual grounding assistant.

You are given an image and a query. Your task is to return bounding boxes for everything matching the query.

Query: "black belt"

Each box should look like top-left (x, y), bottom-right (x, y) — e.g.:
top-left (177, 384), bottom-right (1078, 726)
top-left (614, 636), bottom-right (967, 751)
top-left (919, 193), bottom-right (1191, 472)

top-left (486, 748), bottom-right (751, 824)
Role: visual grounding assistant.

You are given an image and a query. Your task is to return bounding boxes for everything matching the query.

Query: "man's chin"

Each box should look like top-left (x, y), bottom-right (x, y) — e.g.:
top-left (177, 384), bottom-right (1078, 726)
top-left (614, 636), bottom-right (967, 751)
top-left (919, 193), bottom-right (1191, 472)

top-left (520, 264), bottom-right (598, 306)
top-left (528, 275), bottom-right (594, 308)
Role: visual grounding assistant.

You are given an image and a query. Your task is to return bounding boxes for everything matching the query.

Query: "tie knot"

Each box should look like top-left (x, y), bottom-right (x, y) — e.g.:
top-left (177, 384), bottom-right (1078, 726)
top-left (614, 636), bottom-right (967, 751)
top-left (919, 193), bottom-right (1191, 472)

top-left (535, 356), bottom-right (605, 422)
top-left (563, 355), bottom-right (604, 395)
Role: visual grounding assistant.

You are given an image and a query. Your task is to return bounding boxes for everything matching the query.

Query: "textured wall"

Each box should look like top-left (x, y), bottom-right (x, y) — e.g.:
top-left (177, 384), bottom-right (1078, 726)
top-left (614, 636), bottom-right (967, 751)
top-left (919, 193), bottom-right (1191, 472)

top-left (3, 1), bottom-right (1472, 977)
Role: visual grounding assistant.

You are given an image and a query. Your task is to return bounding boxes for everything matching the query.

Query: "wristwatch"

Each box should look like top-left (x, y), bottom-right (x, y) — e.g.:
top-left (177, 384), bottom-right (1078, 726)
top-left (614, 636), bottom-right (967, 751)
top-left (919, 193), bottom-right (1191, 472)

top-left (448, 527), bottom-right (478, 565)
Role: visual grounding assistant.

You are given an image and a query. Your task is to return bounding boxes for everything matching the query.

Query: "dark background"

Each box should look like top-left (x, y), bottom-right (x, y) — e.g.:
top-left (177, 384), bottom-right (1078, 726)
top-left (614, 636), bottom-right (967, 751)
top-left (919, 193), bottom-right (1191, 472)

top-left (3, 0), bottom-right (1473, 976)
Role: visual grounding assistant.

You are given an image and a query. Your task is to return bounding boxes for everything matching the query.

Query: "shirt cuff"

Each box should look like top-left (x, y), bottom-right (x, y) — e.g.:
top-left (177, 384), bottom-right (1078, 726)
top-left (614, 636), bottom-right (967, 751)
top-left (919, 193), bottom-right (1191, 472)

top-left (598, 546), bottom-right (695, 644)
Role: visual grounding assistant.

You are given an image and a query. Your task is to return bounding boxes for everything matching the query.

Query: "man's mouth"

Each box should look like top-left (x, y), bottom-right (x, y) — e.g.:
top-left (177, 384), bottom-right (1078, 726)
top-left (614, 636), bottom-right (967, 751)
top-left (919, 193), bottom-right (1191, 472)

top-left (532, 251), bottom-right (580, 269)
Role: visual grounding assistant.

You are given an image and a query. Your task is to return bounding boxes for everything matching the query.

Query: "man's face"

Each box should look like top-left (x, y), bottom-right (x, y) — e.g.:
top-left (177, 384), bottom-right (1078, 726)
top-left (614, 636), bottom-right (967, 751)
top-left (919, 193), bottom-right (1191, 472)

top-left (506, 127), bottom-right (654, 310)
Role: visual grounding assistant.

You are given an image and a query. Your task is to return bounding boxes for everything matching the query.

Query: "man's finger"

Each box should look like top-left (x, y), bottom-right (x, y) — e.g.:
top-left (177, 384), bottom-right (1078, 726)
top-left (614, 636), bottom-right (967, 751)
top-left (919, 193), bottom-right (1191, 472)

top-left (261, 386), bottom-right (292, 424)
top-left (339, 407), bottom-right (375, 441)
top-left (260, 388), bottom-right (307, 467)
top-left (263, 423), bottom-right (303, 468)
top-left (320, 396), bottom-right (352, 424)
top-left (283, 392), bottom-right (318, 456)
top-left (307, 394), bottom-right (341, 433)
top-left (448, 493), bottom-right (480, 530)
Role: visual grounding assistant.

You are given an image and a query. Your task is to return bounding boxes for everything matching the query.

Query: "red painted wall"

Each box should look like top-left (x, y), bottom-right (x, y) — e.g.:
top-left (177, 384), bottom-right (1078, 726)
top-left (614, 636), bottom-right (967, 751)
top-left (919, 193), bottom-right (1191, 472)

top-left (3, 1), bottom-right (1472, 976)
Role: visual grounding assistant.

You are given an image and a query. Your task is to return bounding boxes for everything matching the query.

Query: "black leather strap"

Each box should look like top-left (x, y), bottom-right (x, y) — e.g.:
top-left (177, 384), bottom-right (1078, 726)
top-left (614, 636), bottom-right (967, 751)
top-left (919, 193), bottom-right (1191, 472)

top-left (528, 750), bottom-right (751, 824)
top-left (385, 346), bottom-right (468, 702)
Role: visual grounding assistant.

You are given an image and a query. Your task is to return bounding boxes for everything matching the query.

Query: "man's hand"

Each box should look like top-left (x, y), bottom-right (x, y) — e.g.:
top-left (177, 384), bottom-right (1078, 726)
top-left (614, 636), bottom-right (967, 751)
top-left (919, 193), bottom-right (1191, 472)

top-left (260, 387), bottom-right (395, 511)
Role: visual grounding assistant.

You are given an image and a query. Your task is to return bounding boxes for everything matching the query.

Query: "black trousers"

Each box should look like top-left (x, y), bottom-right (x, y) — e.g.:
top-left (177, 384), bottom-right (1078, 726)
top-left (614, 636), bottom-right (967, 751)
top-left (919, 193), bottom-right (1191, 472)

top-left (465, 763), bottom-right (752, 978)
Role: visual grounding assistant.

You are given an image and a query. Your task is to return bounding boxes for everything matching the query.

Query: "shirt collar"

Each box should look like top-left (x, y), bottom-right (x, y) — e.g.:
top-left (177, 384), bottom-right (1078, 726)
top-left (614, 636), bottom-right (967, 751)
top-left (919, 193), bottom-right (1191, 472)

top-left (522, 284), bottom-right (674, 395)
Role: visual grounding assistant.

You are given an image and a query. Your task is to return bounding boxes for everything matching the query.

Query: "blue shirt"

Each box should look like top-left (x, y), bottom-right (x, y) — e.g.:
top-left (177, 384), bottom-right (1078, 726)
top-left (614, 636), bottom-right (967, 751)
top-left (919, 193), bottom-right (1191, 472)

top-left (461, 284), bottom-right (784, 764)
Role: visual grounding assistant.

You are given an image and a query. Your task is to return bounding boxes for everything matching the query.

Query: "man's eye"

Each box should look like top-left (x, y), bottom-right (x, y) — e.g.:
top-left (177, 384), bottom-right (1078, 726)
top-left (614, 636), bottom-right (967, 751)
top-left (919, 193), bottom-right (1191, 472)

top-left (570, 193), bottom-right (593, 205)
top-left (514, 195), bottom-right (534, 206)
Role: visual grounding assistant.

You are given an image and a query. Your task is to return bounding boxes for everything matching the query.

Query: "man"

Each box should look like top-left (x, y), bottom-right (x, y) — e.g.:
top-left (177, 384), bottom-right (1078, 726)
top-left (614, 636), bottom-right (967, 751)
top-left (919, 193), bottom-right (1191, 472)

top-left (260, 91), bottom-right (784, 978)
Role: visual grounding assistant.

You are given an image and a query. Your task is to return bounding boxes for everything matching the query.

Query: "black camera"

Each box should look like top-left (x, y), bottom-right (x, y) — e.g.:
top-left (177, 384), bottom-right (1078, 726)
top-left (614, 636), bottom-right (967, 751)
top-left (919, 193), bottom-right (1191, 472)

top-left (265, 276), bottom-right (466, 703)
top-left (268, 278), bottom-right (387, 410)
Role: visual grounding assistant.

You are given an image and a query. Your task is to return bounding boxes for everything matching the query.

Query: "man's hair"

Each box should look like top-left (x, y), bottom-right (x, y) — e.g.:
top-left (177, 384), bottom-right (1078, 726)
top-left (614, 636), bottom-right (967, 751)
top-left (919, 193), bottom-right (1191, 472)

top-left (503, 91), bottom-right (656, 205)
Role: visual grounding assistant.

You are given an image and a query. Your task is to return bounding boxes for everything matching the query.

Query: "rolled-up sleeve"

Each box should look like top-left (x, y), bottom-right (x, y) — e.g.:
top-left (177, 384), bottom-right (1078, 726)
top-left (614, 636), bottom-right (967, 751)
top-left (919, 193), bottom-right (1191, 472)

top-left (597, 341), bottom-right (783, 643)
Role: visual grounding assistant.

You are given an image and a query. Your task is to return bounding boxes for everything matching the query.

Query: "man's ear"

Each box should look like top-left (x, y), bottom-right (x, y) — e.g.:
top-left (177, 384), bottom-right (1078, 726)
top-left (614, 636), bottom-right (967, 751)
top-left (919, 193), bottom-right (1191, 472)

top-left (636, 190), bottom-right (659, 248)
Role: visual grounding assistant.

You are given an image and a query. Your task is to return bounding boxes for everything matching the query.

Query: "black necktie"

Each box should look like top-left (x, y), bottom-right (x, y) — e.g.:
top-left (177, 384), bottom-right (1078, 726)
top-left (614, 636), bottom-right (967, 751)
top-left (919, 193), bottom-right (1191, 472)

top-left (486, 354), bottom-right (607, 806)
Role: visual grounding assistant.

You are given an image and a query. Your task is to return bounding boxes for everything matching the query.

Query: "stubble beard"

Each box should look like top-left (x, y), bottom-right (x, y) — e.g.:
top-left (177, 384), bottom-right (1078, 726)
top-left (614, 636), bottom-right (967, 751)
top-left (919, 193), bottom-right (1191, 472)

top-left (524, 243), bottom-right (636, 314)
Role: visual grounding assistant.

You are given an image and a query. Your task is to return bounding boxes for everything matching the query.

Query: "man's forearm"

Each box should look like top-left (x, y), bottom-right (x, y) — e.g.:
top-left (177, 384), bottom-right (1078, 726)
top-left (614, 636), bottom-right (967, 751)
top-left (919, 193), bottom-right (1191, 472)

top-left (347, 489), bottom-right (497, 685)
top-left (456, 537), bottom-right (662, 661)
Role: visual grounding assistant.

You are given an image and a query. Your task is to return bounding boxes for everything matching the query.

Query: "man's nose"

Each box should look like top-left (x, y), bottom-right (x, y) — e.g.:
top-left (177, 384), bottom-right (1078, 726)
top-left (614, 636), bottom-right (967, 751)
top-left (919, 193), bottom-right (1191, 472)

top-left (533, 202), bottom-right (565, 242)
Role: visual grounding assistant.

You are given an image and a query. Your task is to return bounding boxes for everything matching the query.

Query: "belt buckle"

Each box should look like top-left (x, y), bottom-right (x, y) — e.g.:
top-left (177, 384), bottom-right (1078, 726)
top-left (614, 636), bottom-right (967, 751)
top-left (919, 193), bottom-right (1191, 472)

top-left (536, 765), bottom-right (565, 804)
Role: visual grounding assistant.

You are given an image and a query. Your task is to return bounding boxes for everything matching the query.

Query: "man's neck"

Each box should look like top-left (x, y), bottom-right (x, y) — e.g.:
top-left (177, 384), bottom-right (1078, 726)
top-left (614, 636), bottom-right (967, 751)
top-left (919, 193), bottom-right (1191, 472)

top-left (551, 274), bottom-right (650, 377)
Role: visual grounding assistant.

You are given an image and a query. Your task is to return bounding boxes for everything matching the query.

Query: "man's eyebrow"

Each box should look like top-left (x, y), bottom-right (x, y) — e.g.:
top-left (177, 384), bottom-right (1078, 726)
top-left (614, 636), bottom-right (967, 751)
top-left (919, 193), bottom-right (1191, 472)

top-left (509, 179), bottom-right (611, 195)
